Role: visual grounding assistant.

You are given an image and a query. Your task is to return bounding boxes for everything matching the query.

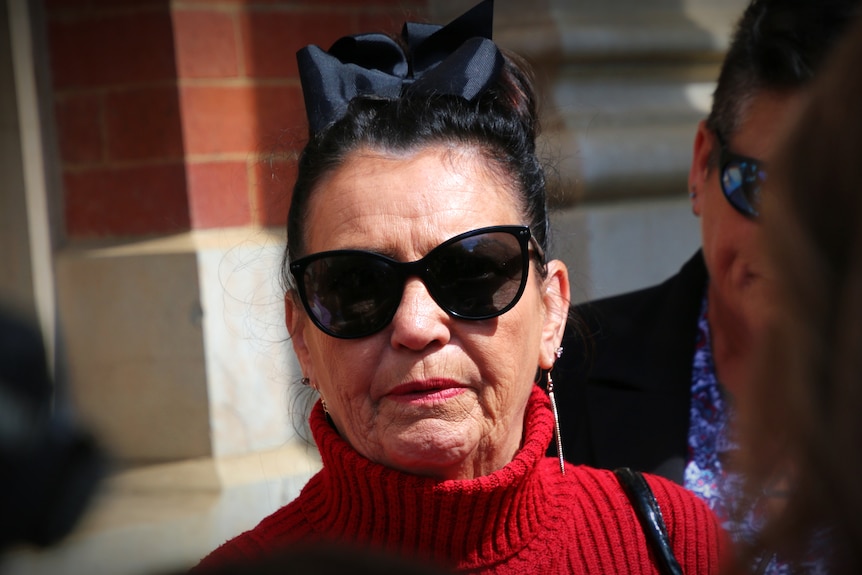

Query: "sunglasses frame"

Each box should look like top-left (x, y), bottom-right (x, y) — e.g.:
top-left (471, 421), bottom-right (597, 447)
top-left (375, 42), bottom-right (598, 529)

top-left (289, 225), bottom-right (544, 339)
top-left (715, 130), bottom-right (766, 219)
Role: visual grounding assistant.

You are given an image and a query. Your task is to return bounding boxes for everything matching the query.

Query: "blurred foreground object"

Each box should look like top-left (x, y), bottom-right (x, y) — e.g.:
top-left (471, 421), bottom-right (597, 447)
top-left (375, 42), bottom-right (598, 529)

top-left (0, 306), bottom-right (105, 550)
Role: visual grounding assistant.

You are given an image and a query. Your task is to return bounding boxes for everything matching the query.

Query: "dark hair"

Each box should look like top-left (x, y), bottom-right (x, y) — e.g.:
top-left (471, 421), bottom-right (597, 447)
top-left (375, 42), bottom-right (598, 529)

top-left (281, 50), bottom-right (548, 290)
top-left (706, 0), bottom-right (860, 143)
top-left (735, 14), bottom-right (862, 575)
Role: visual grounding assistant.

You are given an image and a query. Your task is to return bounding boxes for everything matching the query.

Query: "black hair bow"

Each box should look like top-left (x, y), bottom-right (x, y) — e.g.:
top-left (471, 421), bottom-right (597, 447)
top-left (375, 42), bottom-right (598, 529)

top-left (296, 0), bottom-right (503, 136)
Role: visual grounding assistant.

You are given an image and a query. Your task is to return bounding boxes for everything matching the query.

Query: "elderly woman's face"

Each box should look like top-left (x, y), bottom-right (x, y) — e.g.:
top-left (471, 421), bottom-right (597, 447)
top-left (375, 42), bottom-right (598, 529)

top-left (286, 144), bottom-right (569, 480)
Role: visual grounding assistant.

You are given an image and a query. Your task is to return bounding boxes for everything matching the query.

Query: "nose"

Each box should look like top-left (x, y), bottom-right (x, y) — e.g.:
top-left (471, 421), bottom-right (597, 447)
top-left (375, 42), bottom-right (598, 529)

top-left (389, 277), bottom-right (451, 351)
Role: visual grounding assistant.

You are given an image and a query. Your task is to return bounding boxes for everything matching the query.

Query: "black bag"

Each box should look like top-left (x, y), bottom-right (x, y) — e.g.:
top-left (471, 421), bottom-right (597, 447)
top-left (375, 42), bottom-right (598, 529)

top-left (614, 467), bottom-right (684, 575)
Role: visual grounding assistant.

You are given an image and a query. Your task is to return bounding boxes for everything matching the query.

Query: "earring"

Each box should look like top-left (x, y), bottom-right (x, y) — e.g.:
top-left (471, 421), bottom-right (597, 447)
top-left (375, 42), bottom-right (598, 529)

top-left (546, 370), bottom-right (565, 475)
top-left (688, 185), bottom-right (696, 200)
top-left (555, 346), bottom-right (564, 360)
top-left (303, 377), bottom-right (329, 414)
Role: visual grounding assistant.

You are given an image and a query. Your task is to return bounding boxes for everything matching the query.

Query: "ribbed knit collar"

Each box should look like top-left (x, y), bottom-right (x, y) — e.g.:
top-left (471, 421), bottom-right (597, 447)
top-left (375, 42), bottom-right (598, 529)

top-left (300, 385), bottom-right (557, 569)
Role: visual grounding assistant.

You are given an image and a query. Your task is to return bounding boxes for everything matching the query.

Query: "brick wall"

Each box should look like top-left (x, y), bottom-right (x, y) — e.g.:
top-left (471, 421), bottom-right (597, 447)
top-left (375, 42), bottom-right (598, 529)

top-left (44, 0), bottom-right (428, 239)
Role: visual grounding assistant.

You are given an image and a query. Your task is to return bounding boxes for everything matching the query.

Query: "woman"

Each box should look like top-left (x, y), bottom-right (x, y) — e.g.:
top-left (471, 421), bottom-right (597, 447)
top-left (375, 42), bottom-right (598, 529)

top-left (195, 3), bottom-right (724, 573)
top-left (733, 13), bottom-right (862, 575)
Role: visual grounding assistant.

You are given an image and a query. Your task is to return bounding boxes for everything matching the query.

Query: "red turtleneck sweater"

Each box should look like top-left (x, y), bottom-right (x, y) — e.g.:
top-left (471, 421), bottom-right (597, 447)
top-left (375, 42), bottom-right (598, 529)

top-left (195, 386), bottom-right (725, 573)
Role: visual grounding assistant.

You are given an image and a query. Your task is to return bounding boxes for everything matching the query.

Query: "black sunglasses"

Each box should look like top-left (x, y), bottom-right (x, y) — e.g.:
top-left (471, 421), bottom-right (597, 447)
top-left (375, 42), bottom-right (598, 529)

top-left (716, 131), bottom-right (767, 219)
top-left (289, 225), bottom-right (544, 339)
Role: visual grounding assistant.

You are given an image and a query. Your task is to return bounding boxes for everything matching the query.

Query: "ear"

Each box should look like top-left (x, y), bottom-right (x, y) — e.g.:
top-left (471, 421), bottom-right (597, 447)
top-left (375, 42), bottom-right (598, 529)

top-left (285, 292), bottom-right (316, 381)
top-left (689, 120), bottom-right (714, 217)
top-left (538, 259), bottom-right (571, 370)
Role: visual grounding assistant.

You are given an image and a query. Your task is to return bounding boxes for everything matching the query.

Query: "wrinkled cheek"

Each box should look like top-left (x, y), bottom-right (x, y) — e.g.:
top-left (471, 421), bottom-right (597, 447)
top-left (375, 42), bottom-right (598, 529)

top-left (332, 400), bottom-right (382, 457)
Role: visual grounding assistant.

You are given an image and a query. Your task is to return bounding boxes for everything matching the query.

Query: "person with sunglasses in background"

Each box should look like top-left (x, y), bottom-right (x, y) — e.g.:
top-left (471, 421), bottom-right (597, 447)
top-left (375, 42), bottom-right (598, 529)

top-left (193, 3), bottom-right (725, 574)
top-left (734, 14), bottom-right (862, 573)
top-left (552, 0), bottom-right (860, 573)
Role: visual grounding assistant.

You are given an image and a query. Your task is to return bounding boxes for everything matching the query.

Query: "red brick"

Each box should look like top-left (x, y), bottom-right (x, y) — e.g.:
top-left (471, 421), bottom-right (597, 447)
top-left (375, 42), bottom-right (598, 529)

top-left (252, 156), bottom-right (296, 228)
top-left (173, 10), bottom-right (239, 79)
top-left (54, 93), bottom-right (104, 165)
top-left (240, 11), bottom-right (353, 79)
top-left (254, 85), bottom-right (307, 152)
top-left (64, 164), bottom-right (190, 238)
top-left (179, 84), bottom-right (304, 156)
top-left (186, 161), bottom-right (251, 228)
top-left (48, 10), bottom-right (177, 90)
top-left (105, 87), bottom-right (184, 161)
top-left (179, 85), bottom-right (255, 155)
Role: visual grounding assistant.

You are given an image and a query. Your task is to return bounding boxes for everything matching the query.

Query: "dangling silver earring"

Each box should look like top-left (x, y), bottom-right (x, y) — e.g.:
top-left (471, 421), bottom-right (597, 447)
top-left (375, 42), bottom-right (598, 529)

top-left (546, 370), bottom-right (565, 475)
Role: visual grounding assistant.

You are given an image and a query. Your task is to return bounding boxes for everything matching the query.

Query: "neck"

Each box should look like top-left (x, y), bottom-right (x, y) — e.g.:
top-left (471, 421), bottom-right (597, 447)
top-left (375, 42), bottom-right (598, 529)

top-left (706, 285), bottom-right (753, 397)
top-left (304, 386), bottom-right (558, 566)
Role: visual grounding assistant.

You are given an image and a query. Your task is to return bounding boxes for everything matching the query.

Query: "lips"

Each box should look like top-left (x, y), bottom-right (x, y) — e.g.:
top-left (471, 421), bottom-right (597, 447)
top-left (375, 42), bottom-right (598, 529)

top-left (386, 379), bottom-right (467, 403)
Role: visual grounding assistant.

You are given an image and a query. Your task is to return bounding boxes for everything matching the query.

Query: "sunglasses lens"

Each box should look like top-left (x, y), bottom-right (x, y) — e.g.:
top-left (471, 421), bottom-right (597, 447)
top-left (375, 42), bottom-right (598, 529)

top-left (721, 157), bottom-right (765, 217)
top-left (293, 227), bottom-right (532, 338)
top-left (427, 230), bottom-right (526, 318)
top-left (299, 255), bottom-right (402, 338)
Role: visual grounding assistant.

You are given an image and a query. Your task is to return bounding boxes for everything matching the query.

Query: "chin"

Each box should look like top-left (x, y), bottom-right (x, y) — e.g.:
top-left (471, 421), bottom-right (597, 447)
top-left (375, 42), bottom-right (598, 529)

top-left (382, 420), bottom-right (479, 477)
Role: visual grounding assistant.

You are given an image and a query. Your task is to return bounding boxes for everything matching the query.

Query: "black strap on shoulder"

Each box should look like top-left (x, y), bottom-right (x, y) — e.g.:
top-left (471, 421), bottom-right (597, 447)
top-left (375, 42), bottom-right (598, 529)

top-left (614, 467), bottom-right (684, 575)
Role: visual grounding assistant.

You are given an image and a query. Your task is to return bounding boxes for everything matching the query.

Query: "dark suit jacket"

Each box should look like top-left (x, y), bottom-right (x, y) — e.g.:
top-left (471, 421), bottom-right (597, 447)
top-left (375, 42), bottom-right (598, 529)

top-left (551, 251), bottom-right (708, 484)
